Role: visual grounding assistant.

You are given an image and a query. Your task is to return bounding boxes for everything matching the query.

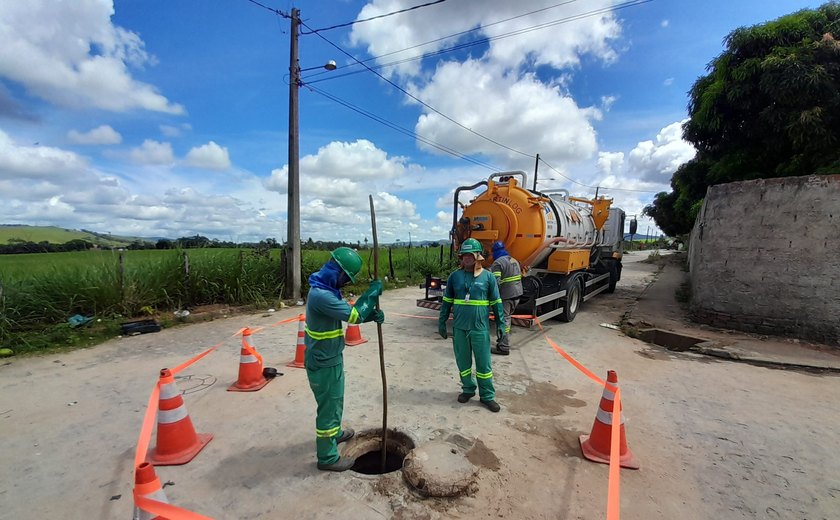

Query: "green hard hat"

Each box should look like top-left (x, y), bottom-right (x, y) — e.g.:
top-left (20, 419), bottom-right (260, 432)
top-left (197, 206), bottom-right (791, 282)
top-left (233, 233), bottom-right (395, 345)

top-left (459, 238), bottom-right (483, 255)
top-left (331, 247), bottom-right (362, 283)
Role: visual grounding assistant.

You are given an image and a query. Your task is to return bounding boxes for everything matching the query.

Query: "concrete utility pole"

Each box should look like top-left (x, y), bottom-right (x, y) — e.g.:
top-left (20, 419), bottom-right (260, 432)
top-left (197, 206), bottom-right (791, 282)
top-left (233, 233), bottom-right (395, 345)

top-left (285, 7), bottom-right (301, 300)
top-left (284, 9), bottom-right (335, 300)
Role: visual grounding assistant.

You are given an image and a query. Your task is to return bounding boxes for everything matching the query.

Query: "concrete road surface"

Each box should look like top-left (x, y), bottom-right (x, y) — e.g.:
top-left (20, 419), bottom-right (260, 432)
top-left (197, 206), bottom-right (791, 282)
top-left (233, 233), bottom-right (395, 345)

top-left (1, 251), bottom-right (838, 519)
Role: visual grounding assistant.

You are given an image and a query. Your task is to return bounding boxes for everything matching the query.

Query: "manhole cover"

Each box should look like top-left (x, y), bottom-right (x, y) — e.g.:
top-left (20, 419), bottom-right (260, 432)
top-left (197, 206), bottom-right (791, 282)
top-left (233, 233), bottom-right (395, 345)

top-left (403, 440), bottom-right (478, 497)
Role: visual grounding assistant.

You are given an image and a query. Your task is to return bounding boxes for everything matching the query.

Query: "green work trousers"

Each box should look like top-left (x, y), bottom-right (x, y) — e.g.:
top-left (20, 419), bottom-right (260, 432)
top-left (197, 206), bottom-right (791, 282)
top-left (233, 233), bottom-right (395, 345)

top-left (306, 363), bottom-right (345, 465)
top-left (453, 328), bottom-right (495, 401)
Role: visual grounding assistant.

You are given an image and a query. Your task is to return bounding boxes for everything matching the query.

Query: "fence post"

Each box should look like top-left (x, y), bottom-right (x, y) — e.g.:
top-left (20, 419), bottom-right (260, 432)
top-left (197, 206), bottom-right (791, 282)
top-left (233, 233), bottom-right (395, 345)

top-left (407, 243), bottom-right (412, 279)
top-left (388, 247), bottom-right (395, 280)
top-left (182, 251), bottom-right (190, 306)
top-left (439, 244), bottom-right (444, 266)
top-left (118, 251), bottom-right (125, 306)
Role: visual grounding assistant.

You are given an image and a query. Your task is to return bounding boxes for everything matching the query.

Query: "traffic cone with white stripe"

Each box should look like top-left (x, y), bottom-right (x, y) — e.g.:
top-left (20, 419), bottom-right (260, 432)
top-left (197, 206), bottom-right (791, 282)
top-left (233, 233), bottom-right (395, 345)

top-left (579, 370), bottom-right (640, 469)
top-left (287, 314), bottom-right (306, 369)
top-left (148, 368), bottom-right (213, 466)
top-left (228, 328), bottom-right (270, 392)
top-left (132, 462), bottom-right (169, 520)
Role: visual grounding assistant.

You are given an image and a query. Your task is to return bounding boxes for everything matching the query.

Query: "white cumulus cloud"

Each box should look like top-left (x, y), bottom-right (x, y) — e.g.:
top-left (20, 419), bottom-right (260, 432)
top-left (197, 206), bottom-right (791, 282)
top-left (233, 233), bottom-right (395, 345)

top-left (0, 1), bottom-right (183, 114)
top-left (67, 125), bottom-right (122, 145)
top-left (184, 141), bottom-right (231, 170)
top-left (130, 139), bottom-right (174, 165)
top-left (627, 120), bottom-right (695, 182)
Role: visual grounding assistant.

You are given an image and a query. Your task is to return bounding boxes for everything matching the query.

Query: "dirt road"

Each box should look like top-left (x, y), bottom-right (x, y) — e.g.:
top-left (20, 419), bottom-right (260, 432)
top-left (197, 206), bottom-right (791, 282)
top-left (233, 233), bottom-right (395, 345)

top-left (1, 251), bottom-right (838, 519)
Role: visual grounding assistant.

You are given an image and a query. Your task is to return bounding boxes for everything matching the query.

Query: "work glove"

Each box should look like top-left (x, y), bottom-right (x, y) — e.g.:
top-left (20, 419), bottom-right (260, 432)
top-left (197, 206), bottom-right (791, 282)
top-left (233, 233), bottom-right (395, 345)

top-left (496, 326), bottom-right (505, 342)
top-left (372, 309), bottom-right (385, 324)
top-left (438, 320), bottom-right (448, 339)
top-left (354, 279), bottom-right (384, 323)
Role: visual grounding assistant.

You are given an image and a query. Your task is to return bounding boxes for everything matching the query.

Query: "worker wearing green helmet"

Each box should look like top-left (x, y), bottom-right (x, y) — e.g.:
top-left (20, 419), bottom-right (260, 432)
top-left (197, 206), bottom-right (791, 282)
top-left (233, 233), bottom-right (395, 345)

top-left (438, 238), bottom-right (505, 412)
top-left (305, 247), bottom-right (385, 471)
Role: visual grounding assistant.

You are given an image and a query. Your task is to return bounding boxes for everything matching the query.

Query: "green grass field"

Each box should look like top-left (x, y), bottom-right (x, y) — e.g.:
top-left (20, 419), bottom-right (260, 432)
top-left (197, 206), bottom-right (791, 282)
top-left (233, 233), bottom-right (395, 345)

top-left (0, 245), bottom-right (455, 352)
top-left (0, 225), bottom-right (138, 247)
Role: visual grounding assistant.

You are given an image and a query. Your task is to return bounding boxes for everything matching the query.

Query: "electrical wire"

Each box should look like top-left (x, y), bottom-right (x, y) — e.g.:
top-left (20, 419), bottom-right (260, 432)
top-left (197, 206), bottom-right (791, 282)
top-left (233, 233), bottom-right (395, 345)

top-left (300, 19), bottom-right (535, 159)
top-left (243, 0), bottom-right (288, 17)
top-left (306, 84), bottom-right (503, 172)
top-left (302, 0), bottom-right (448, 34)
top-left (302, 0), bottom-right (578, 78)
top-left (303, 0), bottom-right (651, 83)
top-left (538, 157), bottom-right (660, 194)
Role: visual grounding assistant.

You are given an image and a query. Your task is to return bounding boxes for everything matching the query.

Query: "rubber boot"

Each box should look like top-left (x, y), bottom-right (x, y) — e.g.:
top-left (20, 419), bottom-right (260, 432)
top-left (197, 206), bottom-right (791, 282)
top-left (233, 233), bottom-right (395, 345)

top-left (481, 399), bottom-right (501, 412)
top-left (337, 427), bottom-right (355, 444)
top-left (317, 456), bottom-right (355, 472)
top-left (457, 393), bottom-right (475, 403)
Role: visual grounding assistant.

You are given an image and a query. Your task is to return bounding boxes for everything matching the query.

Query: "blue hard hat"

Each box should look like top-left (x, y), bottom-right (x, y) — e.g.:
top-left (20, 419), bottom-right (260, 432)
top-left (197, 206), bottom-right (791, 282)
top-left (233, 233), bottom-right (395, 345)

top-left (492, 241), bottom-right (506, 253)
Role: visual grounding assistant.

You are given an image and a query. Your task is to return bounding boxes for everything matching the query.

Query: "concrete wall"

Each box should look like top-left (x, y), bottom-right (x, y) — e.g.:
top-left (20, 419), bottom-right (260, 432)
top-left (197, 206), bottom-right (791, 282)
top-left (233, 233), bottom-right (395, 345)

top-left (688, 175), bottom-right (840, 346)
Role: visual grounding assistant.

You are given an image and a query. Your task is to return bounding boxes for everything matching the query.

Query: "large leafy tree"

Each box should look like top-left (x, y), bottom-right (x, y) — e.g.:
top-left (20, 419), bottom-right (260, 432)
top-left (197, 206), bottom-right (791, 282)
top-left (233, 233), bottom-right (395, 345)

top-left (646, 2), bottom-right (840, 235)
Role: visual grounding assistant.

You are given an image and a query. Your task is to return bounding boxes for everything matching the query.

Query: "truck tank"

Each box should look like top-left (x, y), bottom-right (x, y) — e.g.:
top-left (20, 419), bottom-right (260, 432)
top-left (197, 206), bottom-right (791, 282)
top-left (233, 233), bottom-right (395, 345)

top-left (453, 172), bottom-right (614, 271)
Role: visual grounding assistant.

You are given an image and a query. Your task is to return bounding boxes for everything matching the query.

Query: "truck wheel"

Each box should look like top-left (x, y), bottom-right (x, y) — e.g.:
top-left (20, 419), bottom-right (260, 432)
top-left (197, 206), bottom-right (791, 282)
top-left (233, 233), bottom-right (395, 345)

top-left (605, 260), bottom-right (619, 294)
top-left (559, 276), bottom-right (582, 322)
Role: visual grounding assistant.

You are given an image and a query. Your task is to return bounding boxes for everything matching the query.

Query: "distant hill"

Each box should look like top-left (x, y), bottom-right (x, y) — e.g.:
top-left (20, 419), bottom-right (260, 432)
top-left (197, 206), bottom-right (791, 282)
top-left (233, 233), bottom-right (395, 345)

top-left (0, 225), bottom-right (154, 247)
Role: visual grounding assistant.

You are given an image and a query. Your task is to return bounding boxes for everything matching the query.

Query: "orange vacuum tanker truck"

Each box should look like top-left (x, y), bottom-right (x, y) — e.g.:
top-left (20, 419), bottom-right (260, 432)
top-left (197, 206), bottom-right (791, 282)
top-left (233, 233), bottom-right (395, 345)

top-left (418, 171), bottom-right (627, 327)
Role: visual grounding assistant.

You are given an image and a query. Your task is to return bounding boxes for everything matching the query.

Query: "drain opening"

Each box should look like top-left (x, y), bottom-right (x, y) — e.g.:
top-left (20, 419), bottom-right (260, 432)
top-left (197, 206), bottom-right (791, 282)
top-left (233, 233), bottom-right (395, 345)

top-left (638, 328), bottom-right (708, 352)
top-left (341, 428), bottom-right (416, 476)
top-left (352, 447), bottom-right (405, 475)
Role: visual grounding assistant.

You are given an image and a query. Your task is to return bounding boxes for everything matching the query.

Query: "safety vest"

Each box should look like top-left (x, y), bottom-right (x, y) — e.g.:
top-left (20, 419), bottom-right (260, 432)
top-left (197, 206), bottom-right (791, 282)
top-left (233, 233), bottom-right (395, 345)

top-left (440, 267), bottom-right (504, 331)
top-left (491, 255), bottom-right (523, 299)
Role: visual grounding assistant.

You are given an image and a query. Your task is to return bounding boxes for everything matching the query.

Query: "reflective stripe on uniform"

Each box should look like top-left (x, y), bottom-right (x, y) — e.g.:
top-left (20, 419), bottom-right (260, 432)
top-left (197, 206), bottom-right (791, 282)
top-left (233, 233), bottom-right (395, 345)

top-left (490, 298), bottom-right (502, 305)
top-left (453, 299), bottom-right (489, 306)
top-left (305, 326), bottom-right (343, 340)
top-left (459, 368), bottom-right (472, 377)
top-left (493, 272), bottom-right (501, 277)
top-left (239, 354), bottom-right (258, 364)
top-left (596, 408), bottom-right (625, 425)
top-left (442, 296), bottom-right (455, 303)
top-left (501, 275), bottom-right (521, 283)
top-left (158, 405), bottom-right (188, 424)
top-left (476, 371), bottom-right (493, 380)
top-left (348, 307), bottom-right (360, 324)
top-left (316, 426), bottom-right (340, 438)
top-left (159, 382), bottom-right (180, 400)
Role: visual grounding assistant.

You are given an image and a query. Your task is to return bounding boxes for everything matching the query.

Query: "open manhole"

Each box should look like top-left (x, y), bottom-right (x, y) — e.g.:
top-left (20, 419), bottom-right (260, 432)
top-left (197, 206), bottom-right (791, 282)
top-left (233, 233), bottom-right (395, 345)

top-left (340, 428), bottom-right (416, 475)
top-left (638, 328), bottom-right (709, 352)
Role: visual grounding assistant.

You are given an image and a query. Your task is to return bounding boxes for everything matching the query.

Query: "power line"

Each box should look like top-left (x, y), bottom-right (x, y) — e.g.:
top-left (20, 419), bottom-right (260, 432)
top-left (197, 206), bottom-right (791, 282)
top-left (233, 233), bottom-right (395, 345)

top-left (300, 19), bottom-right (535, 160)
top-left (243, 0), bottom-right (288, 17)
top-left (538, 157), bottom-right (660, 194)
top-left (306, 84), bottom-right (502, 172)
top-left (303, 0), bottom-right (580, 81)
top-left (302, 0), bottom-right (448, 35)
top-left (303, 0), bottom-right (652, 84)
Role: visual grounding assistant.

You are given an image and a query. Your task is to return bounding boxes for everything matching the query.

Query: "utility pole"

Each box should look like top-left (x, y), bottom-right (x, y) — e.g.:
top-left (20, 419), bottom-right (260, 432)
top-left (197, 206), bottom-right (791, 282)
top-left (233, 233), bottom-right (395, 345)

top-left (285, 7), bottom-right (301, 300)
top-left (533, 153), bottom-right (540, 191)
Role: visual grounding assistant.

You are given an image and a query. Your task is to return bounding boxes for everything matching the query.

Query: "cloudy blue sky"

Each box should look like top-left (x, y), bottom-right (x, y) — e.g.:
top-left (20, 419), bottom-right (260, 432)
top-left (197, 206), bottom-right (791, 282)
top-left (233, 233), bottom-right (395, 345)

top-left (0, 0), bottom-right (823, 243)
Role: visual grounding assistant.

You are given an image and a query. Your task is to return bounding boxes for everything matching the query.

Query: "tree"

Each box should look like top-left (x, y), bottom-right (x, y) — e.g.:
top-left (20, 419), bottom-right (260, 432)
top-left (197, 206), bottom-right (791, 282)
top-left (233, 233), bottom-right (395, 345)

top-left (646, 3), bottom-right (840, 235)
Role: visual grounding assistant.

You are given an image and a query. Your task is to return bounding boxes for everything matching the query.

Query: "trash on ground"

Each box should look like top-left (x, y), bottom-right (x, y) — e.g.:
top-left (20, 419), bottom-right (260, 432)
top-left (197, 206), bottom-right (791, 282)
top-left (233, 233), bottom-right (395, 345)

top-left (68, 314), bottom-right (93, 328)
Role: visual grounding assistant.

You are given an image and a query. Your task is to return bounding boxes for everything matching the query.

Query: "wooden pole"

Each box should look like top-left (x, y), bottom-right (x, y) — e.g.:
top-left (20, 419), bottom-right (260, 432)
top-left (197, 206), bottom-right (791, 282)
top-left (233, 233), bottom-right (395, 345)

top-left (369, 195), bottom-right (388, 472)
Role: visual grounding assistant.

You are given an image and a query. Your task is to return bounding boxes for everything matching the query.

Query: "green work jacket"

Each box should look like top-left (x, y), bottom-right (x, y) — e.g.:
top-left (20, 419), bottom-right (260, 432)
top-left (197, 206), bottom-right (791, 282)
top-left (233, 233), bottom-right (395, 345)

top-left (304, 288), bottom-right (360, 369)
top-left (440, 267), bottom-right (504, 331)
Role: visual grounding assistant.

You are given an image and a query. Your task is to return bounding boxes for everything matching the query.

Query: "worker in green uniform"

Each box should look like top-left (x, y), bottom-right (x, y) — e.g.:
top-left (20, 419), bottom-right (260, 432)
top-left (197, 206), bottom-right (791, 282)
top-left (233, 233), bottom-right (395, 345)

top-left (438, 238), bottom-right (505, 412)
top-left (305, 247), bottom-right (385, 471)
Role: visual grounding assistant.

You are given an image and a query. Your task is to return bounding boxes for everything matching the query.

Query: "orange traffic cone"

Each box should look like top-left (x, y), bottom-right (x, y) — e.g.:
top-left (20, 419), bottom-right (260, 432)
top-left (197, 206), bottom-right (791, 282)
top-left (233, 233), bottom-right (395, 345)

top-left (228, 328), bottom-right (270, 392)
top-left (344, 322), bottom-right (368, 346)
top-left (287, 314), bottom-right (306, 369)
top-left (148, 368), bottom-right (213, 466)
top-left (579, 370), bottom-right (640, 469)
top-left (133, 462), bottom-right (169, 520)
